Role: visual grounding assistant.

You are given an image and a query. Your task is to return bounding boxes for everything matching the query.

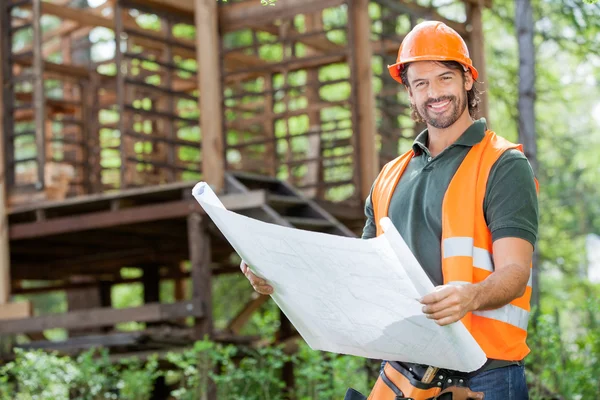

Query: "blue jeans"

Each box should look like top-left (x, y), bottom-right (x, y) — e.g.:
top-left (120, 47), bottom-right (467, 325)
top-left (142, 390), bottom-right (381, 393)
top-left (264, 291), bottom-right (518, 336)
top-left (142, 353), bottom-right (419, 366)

top-left (379, 362), bottom-right (529, 400)
top-left (469, 364), bottom-right (529, 400)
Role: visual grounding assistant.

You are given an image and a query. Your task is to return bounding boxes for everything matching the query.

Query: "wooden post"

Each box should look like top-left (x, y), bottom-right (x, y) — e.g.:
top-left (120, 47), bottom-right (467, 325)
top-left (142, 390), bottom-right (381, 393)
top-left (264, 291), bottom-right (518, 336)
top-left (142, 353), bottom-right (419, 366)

top-left (467, 0), bottom-right (490, 122)
top-left (194, 0), bottom-right (224, 192)
top-left (0, 9), bottom-right (11, 305)
top-left (349, 0), bottom-right (378, 202)
top-left (187, 212), bottom-right (216, 400)
top-left (114, 0), bottom-right (127, 189)
top-left (303, 13), bottom-right (324, 200)
top-left (32, 0), bottom-right (46, 190)
top-left (279, 310), bottom-right (295, 398)
top-left (187, 212), bottom-right (213, 339)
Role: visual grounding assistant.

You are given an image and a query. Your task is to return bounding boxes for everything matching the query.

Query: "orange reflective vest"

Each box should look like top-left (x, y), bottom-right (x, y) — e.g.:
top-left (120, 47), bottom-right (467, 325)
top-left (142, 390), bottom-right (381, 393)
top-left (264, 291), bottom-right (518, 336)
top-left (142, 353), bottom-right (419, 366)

top-left (371, 129), bottom-right (535, 361)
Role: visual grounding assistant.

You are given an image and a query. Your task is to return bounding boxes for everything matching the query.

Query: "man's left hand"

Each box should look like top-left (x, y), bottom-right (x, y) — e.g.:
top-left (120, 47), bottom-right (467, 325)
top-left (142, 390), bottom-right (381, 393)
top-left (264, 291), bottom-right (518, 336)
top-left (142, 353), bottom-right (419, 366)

top-left (420, 284), bottom-right (478, 326)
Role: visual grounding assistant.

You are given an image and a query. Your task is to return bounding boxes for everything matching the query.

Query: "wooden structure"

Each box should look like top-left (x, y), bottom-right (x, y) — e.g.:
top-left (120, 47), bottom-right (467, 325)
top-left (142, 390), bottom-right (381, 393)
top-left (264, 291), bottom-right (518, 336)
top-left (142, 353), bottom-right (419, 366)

top-left (0, 0), bottom-right (489, 394)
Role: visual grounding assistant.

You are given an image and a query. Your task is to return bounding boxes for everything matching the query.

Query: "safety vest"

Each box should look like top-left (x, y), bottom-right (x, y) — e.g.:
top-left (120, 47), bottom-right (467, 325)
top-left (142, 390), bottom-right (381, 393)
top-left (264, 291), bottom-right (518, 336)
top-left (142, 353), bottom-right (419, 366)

top-left (371, 129), bottom-right (535, 361)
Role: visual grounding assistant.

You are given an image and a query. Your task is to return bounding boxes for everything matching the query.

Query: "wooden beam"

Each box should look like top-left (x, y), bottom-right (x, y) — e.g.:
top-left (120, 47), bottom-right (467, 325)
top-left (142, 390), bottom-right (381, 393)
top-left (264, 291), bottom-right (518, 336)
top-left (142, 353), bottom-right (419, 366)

top-left (17, 20), bottom-right (80, 55)
top-left (0, 298), bottom-right (204, 334)
top-left (8, 181), bottom-right (259, 215)
top-left (29, 2), bottom-right (266, 75)
top-left (303, 13), bottom-right (324, 198)
top-left (195, 0), bottom-right (224, 191)
top-left (227, 294), bottom-right (269, 334)
top-left (187, 213), bottom-right (213, 339)
top-left (349, 0), bottom-right (377, 202)
top-left (123, 0), bottom-right (194, 20)
top-left (219, 0), bottom-right (347, 33)
top-left (0, 11), bottom-right (11, 304)
top-left (14, 58), bottom-right (89, 79)
top-left (11, 249), bottom-right (183, 281)
top-left (187, 212), bottom-right (216, 399)
top-left (9, 190), bottom-right (267, 240)
top-left (0, 301), bottom-right (32, 321)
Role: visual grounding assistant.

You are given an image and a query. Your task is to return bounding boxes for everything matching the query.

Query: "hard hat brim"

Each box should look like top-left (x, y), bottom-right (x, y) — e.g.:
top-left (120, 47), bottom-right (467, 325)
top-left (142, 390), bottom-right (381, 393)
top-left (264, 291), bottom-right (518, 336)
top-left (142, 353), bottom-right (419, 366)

top-left (387, 56), bottom-right (479, 84)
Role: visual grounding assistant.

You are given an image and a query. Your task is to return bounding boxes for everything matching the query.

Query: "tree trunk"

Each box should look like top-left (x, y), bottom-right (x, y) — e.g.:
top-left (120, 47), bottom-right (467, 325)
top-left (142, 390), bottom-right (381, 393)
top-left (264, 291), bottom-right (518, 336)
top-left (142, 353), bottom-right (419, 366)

top-left (515, 0), bottom-right (540, 310)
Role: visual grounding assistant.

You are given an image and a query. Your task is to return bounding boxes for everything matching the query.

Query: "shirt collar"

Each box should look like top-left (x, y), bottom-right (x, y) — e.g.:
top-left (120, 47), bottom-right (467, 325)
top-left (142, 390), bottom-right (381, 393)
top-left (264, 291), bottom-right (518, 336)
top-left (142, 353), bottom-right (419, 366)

top-left (412, 118), bottom-right (488, 156)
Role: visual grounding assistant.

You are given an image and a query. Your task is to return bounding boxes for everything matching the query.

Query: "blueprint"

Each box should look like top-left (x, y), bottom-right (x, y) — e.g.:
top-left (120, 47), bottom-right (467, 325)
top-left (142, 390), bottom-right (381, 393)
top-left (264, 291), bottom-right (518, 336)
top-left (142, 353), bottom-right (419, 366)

top-left (192, 182), bottom-right (487, 372)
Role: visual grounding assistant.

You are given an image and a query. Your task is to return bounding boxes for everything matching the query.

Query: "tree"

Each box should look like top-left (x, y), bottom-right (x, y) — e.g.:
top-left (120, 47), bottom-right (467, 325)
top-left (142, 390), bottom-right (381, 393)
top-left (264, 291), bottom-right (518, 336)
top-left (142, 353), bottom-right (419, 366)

top-left (515, 0), bottom-right (540, 308)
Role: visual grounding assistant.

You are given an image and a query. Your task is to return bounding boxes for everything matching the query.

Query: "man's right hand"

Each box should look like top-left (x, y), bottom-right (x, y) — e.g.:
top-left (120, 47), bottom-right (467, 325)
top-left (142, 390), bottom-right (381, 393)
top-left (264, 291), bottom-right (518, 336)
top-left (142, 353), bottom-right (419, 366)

top-left (240, 260), bottom-right (273, 295)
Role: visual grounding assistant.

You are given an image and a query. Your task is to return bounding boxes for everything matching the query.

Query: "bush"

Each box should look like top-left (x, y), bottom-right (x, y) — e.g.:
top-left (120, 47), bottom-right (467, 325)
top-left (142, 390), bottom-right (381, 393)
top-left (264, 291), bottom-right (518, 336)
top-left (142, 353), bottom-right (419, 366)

top-left (1, 303), bottom-right (597, 400)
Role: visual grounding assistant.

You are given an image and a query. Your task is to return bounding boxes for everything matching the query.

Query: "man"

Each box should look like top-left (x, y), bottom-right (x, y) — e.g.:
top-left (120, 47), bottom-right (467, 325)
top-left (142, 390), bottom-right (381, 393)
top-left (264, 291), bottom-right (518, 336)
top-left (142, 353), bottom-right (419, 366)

top-left (241, 20), bottom-right (538, 400)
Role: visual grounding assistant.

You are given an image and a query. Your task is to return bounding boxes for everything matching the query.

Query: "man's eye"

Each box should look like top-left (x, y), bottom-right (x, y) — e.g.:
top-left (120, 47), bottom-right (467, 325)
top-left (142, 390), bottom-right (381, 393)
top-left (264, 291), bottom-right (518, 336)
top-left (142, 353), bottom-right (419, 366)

top-left (416, 82), bottom-right (425, 88)
top-left (442, 76), bottom-right (452, 80)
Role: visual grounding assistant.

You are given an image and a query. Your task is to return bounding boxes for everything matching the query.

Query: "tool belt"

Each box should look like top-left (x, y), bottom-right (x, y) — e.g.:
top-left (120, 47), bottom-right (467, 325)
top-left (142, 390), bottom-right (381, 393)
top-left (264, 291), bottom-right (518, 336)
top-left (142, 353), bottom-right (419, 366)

top-left (344, 362), bottom-right (484, 400)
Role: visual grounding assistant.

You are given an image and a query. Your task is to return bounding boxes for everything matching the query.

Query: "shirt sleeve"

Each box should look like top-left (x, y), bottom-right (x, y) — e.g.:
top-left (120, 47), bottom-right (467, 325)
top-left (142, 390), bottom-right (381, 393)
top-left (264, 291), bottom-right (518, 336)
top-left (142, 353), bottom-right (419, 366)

top-left (362, 188), bottom-right (377, 239)
top-left (483, 149), bottom-right (539, 247)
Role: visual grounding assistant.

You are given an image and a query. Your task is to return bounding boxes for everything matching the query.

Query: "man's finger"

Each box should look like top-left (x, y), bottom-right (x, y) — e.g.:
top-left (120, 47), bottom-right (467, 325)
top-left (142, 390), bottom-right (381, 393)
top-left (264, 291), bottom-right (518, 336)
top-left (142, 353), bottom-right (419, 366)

top-left (433, 315), bottom-right (460, 326)
top-left (422, 296), bottom-right (455, 314)
top-left (420, 286), bottom-right (453, 304)
top-left (424, 307), bottom-right (457, 321)
top-left (248, 274), bottom-right (267, 287)
top-left (254, 284), bottom-right (274, 295)
top-left (466, 389), bottom-right (484, 399)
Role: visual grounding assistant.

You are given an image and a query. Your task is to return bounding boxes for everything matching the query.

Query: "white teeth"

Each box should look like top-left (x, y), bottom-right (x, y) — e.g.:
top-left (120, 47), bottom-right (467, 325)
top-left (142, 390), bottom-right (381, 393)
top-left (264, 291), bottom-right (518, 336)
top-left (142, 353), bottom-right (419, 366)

top-left (429, 101), bottom-right (449, 109)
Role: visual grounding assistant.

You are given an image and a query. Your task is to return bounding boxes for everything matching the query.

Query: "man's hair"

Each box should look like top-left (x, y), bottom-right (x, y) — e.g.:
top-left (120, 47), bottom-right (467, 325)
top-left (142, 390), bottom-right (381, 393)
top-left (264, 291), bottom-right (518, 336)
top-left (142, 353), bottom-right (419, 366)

top-left (399, 61), bottom-right (482, 122)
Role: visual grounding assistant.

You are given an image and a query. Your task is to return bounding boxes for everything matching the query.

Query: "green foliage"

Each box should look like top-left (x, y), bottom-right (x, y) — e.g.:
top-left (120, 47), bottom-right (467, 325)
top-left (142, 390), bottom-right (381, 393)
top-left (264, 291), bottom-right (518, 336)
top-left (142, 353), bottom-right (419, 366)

top-left (526, 299), bottom-right (600, 399)
top-left (0, 339), bottom-right (371, 399)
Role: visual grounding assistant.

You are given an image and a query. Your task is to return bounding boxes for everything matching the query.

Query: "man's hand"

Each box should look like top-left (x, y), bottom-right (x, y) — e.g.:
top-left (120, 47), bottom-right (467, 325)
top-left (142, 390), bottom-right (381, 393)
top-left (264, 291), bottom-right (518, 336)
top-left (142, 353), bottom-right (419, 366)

top-left (240, 260), bottom-right (273, 295)
top-left (420, 284), bottom-right (478, 326)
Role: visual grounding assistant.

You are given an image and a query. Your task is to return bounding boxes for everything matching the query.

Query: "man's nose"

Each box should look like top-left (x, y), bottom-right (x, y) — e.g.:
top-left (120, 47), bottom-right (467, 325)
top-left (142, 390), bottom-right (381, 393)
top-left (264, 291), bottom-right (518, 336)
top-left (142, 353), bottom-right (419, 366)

top-left (427, 80), bottom-right (443, 99)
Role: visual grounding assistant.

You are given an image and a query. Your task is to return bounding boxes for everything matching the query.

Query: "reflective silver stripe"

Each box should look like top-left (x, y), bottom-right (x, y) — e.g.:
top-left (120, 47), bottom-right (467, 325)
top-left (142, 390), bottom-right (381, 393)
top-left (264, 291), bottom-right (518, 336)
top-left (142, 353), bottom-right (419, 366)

top-left (473, 305), bottom-right (530, 331)
top-left (527, 270), bottom-right (532, 288)
top-left (447, 281), bottom-right (471, 286)
top-left (473, 247), bottom-right (494, 272)
top-left (443, 237), bottom-right (473, 258)
top-left (443, 237), bottom-right (494, 272)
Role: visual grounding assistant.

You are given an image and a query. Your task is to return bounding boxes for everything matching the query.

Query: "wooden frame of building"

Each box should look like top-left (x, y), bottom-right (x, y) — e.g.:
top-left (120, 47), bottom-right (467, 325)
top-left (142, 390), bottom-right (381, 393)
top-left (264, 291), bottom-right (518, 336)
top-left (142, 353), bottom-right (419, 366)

top-left (0, 0), bottom-right (489, 396)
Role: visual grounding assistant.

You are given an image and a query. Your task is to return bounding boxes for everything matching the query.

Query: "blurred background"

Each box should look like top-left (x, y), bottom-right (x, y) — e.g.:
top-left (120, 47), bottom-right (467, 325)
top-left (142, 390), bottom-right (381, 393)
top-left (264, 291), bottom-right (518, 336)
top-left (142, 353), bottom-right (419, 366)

top-left (0, 0), bottom-right (598, 398)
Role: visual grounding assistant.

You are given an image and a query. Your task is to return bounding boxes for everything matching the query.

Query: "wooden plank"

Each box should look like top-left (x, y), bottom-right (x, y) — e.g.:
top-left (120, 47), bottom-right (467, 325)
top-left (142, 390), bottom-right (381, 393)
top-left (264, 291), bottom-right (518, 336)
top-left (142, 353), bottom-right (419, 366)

top-left (187, 212), bottom-right (213, 339)
top-left (9, 190), bottom-right (267, 240)
top-left (0, 298), bottom-right (204, 334)
top-left (28, 2), bottom-right (266, 73)
top-left (8, 180), bottom-right (250, 215)
top-left (122, 0), bottom-right (345, 54)
top-left (0, 9), bottom-right (11, 304)
top-left (219, 0), bottom-right (347, 33)
top-left (13, 271), bottom-right (189, 295)
top-left (187, 212), bottom-right (216, 399)
top-left (11, 249), bottom-right (184, 281)
top-left (195, 0), bottom-right (224, 191)
top-left (349, 0), bottom-right (377, 202)
top-left (303, 13), bottom-right (324, 199)
top-left (227, 294), bottom-right (269, 334)
top-left (32, 0), bottom-right (46, 189)
top-left (0, 301), bottom-right (32, 320)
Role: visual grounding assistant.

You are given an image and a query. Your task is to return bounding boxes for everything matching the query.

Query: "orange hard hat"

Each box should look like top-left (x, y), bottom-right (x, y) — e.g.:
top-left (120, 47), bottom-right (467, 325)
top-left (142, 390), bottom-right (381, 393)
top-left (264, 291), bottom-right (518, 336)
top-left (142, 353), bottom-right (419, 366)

top-left (388, 21), bottom-right (478, 84)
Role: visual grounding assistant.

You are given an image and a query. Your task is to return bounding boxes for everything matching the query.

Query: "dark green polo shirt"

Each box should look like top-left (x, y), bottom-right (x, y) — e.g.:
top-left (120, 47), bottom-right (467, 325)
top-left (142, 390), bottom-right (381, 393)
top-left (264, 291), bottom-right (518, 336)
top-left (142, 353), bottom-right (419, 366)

top-left (362, 118), bottom-right (538, 286)
top-left (362, 119), bottom-right (538, 371)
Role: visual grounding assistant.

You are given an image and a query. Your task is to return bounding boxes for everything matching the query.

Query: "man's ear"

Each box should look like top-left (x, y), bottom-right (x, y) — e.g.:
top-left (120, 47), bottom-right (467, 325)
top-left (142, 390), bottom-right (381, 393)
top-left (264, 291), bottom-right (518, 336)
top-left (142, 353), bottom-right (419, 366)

top-left (464, 71), bottom-right (474, 91)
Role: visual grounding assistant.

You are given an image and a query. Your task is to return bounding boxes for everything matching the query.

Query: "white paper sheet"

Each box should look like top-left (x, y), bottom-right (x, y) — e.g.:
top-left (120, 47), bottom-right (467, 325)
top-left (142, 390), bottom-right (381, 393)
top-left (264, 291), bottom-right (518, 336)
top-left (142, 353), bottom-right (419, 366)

top-left (192, 182), bottom-right (487, 372)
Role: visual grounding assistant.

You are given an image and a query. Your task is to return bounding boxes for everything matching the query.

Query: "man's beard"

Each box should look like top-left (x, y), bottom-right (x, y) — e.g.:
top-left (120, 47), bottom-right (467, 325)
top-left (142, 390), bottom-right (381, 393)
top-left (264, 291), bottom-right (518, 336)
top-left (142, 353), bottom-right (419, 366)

top-left (413, 93), bottom-right (467, 129)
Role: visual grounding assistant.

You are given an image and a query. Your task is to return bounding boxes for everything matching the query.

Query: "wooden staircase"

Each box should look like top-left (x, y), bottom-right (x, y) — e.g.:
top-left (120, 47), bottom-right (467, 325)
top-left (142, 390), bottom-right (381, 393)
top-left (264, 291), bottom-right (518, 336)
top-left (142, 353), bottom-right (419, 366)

top-left (225, 171), bottom-right (356, 238)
